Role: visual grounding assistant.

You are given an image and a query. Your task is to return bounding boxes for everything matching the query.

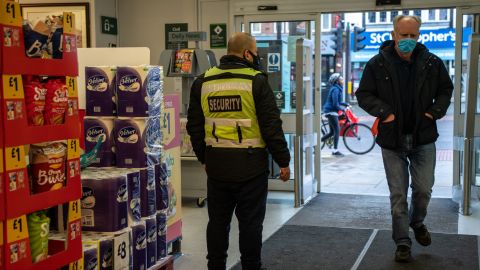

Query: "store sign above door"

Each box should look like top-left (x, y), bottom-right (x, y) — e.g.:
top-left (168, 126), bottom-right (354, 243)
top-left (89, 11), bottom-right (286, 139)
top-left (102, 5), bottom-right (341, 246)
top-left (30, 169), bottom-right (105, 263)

top-left (169, 32), bottom-right (207, 42)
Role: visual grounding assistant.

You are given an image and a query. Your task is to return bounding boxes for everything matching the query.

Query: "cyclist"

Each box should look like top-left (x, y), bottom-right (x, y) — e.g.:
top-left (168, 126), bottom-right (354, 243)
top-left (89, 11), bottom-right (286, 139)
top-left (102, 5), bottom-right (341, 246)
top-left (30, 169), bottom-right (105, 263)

top-left (322, 73), bottom-right (349, 156)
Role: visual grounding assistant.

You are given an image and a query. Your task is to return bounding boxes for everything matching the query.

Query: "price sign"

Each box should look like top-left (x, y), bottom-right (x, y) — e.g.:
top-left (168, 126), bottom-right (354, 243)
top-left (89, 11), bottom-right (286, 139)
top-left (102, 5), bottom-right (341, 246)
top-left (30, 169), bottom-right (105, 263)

top-left (2, 75), bottom-right (24, 99)
top-left (66, 77), bottom-right (78, 97)
top-left (7, 216), bottom-right (28, 243)
top-left (5, 146), bottom-right (26, 171)
top-left (68, 139), bottom-right (80, 159)
top-left (0, 221), bottom-right (3, 246)
top-left (69, 258), bottom-right (83, 270)
top-left (0, 1), bottom-right (22, 26)
top-left (68, 200), bottom-right (81, 222)
top-left (161, 108), bottom-right (175, 146)
top-left (113, 232), bottom-right (130, 269)
top-left (63, 12), bottom-right (75, 34)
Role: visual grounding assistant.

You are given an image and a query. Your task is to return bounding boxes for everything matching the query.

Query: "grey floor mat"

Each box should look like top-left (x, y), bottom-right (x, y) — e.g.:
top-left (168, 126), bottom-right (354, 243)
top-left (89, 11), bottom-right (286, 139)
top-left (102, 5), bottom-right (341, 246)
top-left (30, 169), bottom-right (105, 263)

top-left (230, 225), bottom-right (373, 270)
top-left (358, 230), bottom-right (479, 270)
top-left (287, 193), bottom-right (458, 233)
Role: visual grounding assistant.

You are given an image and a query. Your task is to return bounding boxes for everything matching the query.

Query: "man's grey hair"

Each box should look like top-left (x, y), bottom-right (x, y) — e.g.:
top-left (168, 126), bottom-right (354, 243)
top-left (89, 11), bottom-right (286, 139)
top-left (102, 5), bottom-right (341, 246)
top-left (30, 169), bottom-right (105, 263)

top-left (393, 14), bottom-right (422, 31)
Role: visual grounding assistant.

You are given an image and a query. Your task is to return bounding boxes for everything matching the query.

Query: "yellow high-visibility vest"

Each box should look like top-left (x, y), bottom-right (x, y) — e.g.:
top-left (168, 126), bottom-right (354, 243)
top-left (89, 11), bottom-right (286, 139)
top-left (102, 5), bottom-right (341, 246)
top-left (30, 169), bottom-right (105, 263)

top-left (201, 67), bottom-right (266, 148)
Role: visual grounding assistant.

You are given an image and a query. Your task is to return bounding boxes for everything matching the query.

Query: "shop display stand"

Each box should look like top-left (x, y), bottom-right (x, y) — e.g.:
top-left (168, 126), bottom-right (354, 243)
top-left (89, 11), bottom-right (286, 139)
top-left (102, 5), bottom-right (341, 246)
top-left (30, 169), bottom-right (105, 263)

top-left (0, 1), bottom-right (82, 269)
top-left (159, 48), bottom-right (215, 209)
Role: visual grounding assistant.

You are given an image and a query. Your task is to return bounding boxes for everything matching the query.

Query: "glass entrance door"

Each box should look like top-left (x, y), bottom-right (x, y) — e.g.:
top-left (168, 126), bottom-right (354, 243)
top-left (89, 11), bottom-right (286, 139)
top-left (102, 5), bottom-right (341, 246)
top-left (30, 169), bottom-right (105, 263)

top-left (243, 14), bottom-right (321, 206)
top-left (454, 9), bottom-right (480, 215)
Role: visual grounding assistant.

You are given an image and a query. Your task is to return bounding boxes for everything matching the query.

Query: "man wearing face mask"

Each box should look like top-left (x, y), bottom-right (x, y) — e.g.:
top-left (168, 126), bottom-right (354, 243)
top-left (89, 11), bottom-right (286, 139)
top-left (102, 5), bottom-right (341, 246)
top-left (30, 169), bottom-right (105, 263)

top-left (187, 32), bottom-right (291, 270)
top-left (356, 15), bottom-right (453, 262)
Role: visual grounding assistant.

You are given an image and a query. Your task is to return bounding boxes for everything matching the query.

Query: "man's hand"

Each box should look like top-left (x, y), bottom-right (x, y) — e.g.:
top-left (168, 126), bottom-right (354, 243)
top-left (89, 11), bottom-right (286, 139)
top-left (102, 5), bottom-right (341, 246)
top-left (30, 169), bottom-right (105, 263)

top-left (279, 167), bottom-right (290, 182)
top-left (382, 114), bottom-right (395, 123)
top-left (425, 113), bottom-right (433, 120)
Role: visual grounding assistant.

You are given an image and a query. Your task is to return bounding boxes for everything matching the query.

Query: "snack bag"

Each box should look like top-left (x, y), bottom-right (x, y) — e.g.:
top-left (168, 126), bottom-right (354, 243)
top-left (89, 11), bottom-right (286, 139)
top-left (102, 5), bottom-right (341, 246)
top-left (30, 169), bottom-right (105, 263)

top-left (24, 76), bottom-right (47, 126)
top-left (30, 142), bottom-right (67, 194)
top-left (27, 211), bottom-right (50, 263)
top-left (44, 78), bottom-right (68, 125)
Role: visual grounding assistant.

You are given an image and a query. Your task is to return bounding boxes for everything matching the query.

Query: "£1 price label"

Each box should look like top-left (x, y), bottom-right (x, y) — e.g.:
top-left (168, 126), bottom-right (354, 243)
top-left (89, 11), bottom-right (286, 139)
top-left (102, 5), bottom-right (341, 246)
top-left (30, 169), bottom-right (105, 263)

top-left (0, 148), bottom-right (4, 173)
top-left (69, 258), bottom-right (83, 270)
top-left (66, 77), bottom-right (78, 98)
top-left (2, 75), bottom-right (24, 99)
top-left (5, 146), bottom-right (26, 171)
top-left (7, 216), bottom-right (28, 243)
top-left (0, 1), bottom-right (22, 26)
top-left (68, 139), bottom-right (81, 159)
top-left (68, 200), bottom-right (81, 222)
top-left (63, 12), bottom-right (75, 34)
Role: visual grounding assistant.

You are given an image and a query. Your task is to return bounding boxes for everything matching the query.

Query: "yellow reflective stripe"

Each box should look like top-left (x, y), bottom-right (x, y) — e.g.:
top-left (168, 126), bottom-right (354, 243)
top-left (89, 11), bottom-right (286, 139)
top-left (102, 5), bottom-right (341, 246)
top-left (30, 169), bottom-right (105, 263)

top-left (201, 81), bottom-right (252, 95)
top-left (205, 67), bottom-right (261, 77)
top-left (205, 118), bottom-right (252, 127)
top-left (205, 138), bottom-right (264, 148)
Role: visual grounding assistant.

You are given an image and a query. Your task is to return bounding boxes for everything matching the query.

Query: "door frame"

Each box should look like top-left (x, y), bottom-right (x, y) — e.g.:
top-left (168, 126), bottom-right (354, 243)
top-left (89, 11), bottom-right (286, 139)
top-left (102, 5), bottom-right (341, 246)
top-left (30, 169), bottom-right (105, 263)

top-left (238, 13), bottom-right (322, 194)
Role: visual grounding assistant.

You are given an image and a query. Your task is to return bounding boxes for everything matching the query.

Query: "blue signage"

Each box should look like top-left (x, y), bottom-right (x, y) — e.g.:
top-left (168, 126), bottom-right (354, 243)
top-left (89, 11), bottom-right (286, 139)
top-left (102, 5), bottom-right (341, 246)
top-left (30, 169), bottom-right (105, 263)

top-left (354, 27), bottom-right (472, 51)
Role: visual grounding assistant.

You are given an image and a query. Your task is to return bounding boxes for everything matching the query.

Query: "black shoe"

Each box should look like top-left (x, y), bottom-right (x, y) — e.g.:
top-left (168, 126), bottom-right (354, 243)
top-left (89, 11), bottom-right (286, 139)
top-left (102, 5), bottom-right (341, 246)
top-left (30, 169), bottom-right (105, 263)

top-left (413, 224), bottom-right (431, 246)
top-left (332, 151), bottom-right (344, 156)
top-left (395, 245), bottom-right (411, 262)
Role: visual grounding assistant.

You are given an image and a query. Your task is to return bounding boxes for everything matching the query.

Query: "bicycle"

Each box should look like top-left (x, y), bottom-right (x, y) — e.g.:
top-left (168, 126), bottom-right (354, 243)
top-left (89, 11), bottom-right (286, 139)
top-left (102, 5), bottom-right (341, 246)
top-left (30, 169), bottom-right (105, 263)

top-left (321, 106), bottom-right (376, 155)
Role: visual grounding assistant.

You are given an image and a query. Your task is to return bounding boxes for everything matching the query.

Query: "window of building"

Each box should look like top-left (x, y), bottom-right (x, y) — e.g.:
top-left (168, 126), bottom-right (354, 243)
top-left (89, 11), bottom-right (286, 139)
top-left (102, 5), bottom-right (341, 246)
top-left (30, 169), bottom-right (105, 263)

top-left (321, 14), bottom-right (332, 31)
top-left (368, 12), bottom-right (376, 23)
top-left (439, 9), bottom-right (448, 20)
top-left (428, 9), bottom-right (436, 21)
top-left (391, 11), bottom-right (398, 21)
top-left (251, 23), bottom-right (261, 34)
top-left (380, 11), bottom-right (387, 22)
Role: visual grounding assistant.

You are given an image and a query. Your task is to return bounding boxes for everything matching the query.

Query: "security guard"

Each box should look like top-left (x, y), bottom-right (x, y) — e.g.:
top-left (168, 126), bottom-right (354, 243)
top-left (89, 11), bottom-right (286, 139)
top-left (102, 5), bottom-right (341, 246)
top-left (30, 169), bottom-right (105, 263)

top-left (187, 32), bottom-right (291, 270)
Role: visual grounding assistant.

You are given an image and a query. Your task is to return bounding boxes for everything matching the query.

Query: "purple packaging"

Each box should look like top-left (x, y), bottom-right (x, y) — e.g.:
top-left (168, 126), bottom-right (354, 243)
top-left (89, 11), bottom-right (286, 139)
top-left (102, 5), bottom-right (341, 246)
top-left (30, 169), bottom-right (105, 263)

top-left (116, 66), bottom-right (162, 117)
top-left (84, 117), bottom-right (115, 167)
top-left (156, 212), bottom-right (167, 260)
top-left (155, 163), bottom-right (169, 212)
top-left (81, 176), bottom-right (128, 232)
top-left (143, 216), bottom-right (157, 268)
top-left (86, 66), bottom-right (116, 116)
top-left (125, 170), bottom-right (141, 225)
top-left (83, 244), bottom-right (98, 270)
top-left (140, 167), bottom-right (157, 217)
top-left (131, 221), bottom-right (147, 270)
top-left (83, 233), bottom-right (114, 270)
top-left (114, 118), bottom-right (162, 168)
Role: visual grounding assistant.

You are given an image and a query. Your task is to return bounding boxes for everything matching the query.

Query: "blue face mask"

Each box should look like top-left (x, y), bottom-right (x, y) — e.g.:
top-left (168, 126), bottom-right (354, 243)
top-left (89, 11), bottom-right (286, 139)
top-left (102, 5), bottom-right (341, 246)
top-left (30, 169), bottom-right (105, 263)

top-left (397, 38), bottom-right (417, 53)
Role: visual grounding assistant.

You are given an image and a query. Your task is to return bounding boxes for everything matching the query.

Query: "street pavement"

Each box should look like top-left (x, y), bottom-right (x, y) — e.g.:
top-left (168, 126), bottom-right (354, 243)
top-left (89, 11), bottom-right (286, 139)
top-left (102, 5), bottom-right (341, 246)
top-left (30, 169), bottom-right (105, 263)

top-left (321, 103), bottom-right (454, 198)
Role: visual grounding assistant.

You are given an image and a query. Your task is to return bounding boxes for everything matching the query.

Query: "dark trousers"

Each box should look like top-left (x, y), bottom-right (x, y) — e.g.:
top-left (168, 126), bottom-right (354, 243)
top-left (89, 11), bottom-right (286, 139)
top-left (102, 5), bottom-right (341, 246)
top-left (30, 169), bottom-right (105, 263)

top-left (206, 172), bottom-right (268, 270)
top-left (321, 114), bottom-right (340, 149)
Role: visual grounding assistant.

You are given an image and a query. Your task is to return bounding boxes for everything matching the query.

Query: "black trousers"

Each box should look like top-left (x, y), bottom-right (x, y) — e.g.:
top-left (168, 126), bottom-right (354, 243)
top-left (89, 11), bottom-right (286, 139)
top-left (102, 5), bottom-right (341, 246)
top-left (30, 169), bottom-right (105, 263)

top-left (206, 172), bottom-right (268, 270)
top-left (321, 114), bottom-right (340, 149)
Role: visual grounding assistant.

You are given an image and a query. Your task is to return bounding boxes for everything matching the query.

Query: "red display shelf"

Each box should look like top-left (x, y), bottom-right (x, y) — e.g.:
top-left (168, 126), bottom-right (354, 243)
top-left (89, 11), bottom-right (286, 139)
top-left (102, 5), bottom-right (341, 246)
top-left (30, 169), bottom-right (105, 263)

top-left (0, 75), bottom-right (80, 147)
top-left (0, 2), bottom-right (78, 76)
top-left (2, 200), bottom-right (82, 270)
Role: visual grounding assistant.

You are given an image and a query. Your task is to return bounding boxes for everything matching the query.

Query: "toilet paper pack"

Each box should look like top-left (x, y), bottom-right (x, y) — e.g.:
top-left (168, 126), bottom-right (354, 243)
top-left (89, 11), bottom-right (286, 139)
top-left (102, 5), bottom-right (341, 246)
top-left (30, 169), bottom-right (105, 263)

top-left (140, 166), bottom-right (157, 217)
top-left (81, 172), bottom-right (128, 232)
top-left (85, 66), bottom-right (116, 116)
top-left (155, 163), bottom-right (169, 212)
top-left (116, 65), bottom-right (163, 117)
top-left (156, 212), bottom-right (167, 260)
top-left (82, 244), bottom-right (98, 270)
top-left (84, 117), bottom-right (115, 167)
top-left (131, 221), bottom-right (147, 270)
top-left (82, 232), bottom-right (114, 270)
top-left (143, 216), bottom-right (157, 268)
top-left (114, 117), bottom-right (162, 168)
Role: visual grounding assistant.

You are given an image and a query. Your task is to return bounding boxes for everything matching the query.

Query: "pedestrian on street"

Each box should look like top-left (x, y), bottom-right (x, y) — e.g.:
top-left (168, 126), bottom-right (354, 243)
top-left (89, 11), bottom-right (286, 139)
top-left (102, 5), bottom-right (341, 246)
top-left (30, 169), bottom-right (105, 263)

top-left (322, 73), bottom-right (349, 156)
top-left (355, 15), bottom-right (453, 262)
top-left (186, 32), bottom-right (291, 270)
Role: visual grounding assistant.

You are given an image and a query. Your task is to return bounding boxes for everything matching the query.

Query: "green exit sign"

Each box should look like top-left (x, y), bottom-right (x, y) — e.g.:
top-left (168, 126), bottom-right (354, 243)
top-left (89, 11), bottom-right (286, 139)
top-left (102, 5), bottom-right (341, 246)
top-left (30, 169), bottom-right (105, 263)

top-left (101, 16), bottom-right (117, 35)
